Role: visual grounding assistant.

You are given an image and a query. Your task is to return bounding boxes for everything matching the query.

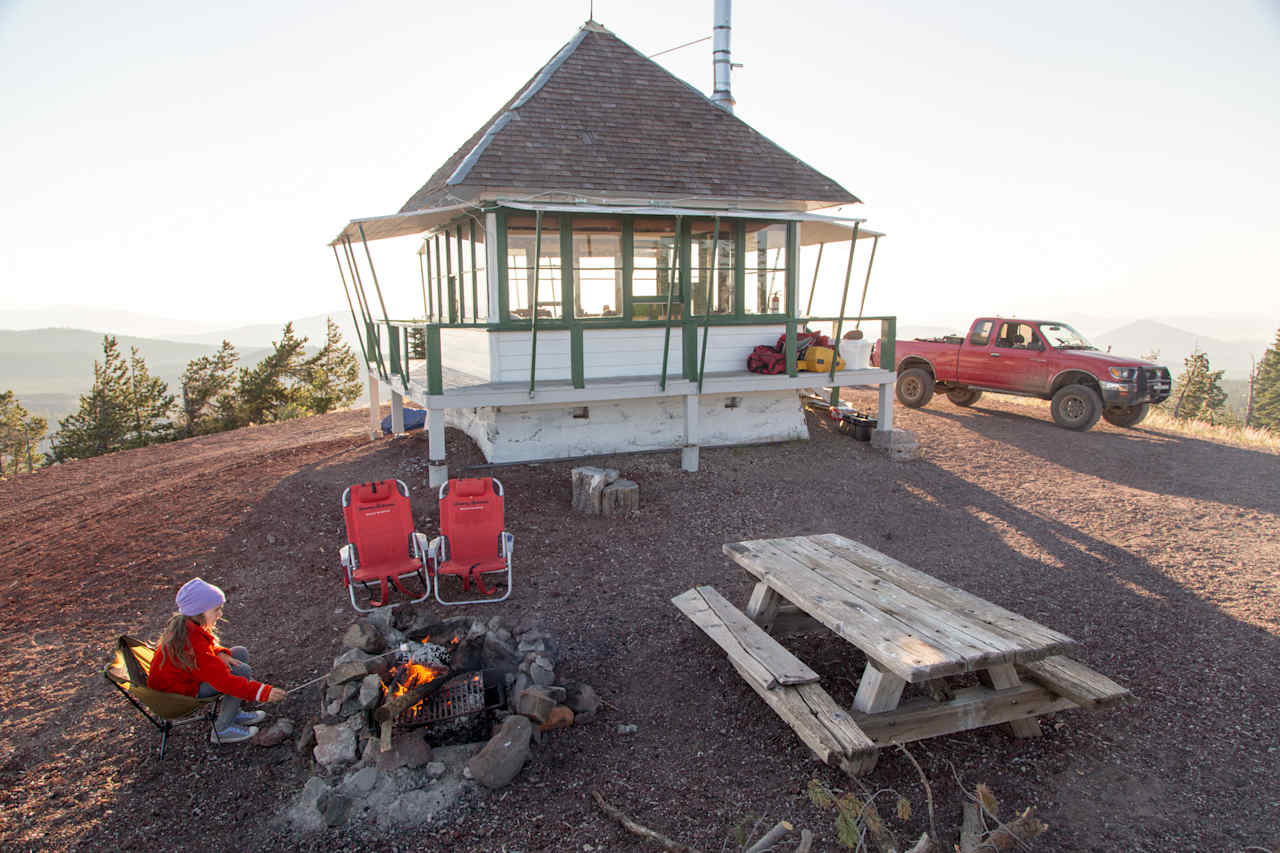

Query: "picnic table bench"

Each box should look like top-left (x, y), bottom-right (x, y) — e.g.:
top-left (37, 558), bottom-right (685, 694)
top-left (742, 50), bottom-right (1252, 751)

top-left (673, 533), bottom-right (1131, 775)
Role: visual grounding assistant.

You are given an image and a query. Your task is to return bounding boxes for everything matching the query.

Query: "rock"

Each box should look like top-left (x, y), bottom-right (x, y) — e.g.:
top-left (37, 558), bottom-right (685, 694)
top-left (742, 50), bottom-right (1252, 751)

top-left (467, 715), bottom-right (532, 789)
top-left (252, 717), bottom-right (294, 747)
top-left (364, 606), bottom-right (396, 633)
top-left (358, 674), bottom-right (383, 710)
top-left (287, 776), bottom-right (330, 832)
top-left (342, 620), bottom-right (388, 654)
top-left (295, 724), bottom-right (317, 756)
top-left (601, 479), bottom-right (639, 516)
top-left (317, 790), bottom-right (351, 827)
top-left (564, 682), bottom-right (601, 723)
top-left (571, 466), bottom-right (608, 515)
top-left (334, 647), bottom-right (377, 668)
top-left (617, 724), bottom-right (638, 734)
top-left (483, 632), bottom-right (519, 670)
top-left (342, 765), bottom-right (379, 796)
top-left (313, 720), bottom-right (360, 768)
top-left (391, 788), bottom-right (451, 828)
top-left (516, 687), bottom-right (558, 723)
top-left (870, 428), bottom-right (920, 461)
top-left (529, 654), bottom-right (555, 686)
top-left (327, 660), bottom-right (371, 688)
top-left (325, 681), bottom-right (359, 717)
top-left (517, 636), bottom-right (546, 654)
top-left (425, 761), bottom-right (446, 779)
top-left (376, 730), bottom-right (432, 772)
top-left (603, 467), bottom-right (619, 484)
top-left (539, 705), bottom-right (574, 732)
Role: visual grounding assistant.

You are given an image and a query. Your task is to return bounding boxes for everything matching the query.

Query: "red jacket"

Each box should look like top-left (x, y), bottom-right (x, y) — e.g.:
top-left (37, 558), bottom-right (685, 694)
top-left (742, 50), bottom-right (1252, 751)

top-left (148, 619), bottom-right (273, 703)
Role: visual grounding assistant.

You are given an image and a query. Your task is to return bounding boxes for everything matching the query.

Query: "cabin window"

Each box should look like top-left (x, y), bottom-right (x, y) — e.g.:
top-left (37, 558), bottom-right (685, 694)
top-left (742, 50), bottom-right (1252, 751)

top-left (996, 322), bottom-right (1040, 350)
top-left (630, 217), bottom-right (681, 321)
top-left (744, 222), bottom-right (787, 315)
top-left (689, 219), bottom-right (735, 316)
top-left (969, 321), bottom-right (993, 346)
top-left (571, 217), bottom-right (623, 318)
top-left (506, 215), bottom-right (563, 320)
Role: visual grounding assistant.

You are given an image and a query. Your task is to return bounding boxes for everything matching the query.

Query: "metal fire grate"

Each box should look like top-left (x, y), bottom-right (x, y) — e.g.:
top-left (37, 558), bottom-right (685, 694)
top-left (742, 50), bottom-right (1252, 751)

top-left (399, 672), bottom-right (490, 727)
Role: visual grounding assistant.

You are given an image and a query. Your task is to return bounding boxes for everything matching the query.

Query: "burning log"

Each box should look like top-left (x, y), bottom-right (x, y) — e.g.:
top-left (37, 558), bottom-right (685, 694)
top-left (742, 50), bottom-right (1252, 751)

top-left (373, 663), bottom-right (452, 724)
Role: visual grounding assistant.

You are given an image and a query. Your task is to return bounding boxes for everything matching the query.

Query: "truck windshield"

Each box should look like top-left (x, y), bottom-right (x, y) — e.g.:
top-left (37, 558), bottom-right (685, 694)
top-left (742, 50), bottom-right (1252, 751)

top-left (1038, 323), bottom-right (1094, 350)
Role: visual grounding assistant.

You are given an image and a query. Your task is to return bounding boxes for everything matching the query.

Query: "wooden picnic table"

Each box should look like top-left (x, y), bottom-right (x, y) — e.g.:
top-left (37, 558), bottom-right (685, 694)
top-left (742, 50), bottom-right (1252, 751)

top-left (673, 533), bottom-right (1131, 775)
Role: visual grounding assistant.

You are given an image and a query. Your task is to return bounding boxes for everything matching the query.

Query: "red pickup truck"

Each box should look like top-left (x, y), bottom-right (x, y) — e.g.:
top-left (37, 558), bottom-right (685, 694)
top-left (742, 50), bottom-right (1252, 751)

top-left (871, 317), bottom-right (1172, 430)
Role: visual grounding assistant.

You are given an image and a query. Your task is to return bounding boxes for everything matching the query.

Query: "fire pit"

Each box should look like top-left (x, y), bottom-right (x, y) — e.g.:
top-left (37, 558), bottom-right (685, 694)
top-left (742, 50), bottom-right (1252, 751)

top-left (378, 663), bottom-right (505, 730)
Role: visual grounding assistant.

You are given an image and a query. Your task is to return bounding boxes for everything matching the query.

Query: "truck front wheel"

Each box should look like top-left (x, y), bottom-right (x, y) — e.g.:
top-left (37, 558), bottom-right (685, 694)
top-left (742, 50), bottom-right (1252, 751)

top-left (896, 368), bottom-right (935, 408)
top-left (1051, 384), bottom-right (1103, 430)
top-left (947, 388), bottom-right (983, 407)
top-left (1102, 403), bottom-right (1149, 428)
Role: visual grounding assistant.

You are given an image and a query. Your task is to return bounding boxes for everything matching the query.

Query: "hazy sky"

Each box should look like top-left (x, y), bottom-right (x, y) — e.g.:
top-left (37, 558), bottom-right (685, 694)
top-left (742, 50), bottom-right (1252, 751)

top-left (2, 0), bottom-right (1277, 333)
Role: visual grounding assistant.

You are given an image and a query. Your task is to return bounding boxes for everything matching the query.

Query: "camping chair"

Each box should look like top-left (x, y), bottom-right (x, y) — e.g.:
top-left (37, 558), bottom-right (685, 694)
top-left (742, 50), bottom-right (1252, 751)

top-left (103, 635), bottom-right (218, 759)
top-left (339, 478), bottom-right (432, 612)
top-left (428, 477), bottom-right (514, 606)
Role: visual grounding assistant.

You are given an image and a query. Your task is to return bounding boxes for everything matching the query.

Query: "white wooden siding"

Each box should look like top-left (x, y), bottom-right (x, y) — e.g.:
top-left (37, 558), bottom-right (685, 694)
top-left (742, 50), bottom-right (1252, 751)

top-left (582, 328), bottom-right (683, 378)
top-left (441, 328), bottom-right (493, 381)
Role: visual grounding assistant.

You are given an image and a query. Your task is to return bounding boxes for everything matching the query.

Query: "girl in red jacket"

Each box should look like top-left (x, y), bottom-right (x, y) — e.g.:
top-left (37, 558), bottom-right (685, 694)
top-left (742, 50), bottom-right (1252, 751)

top-left (149, 577), bottom-right (285, 744)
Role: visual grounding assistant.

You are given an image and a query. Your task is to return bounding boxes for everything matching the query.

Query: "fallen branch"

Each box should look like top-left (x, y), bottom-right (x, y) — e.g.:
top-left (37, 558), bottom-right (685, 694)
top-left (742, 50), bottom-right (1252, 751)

top-left (968, 807), bottom-right (1047, 852)
top-left (793, 829), bottom-right (813, 853)
top-left (743, 820), bottom-right (793, 853)
top-left (896, 744), bottom-right (938, 845)
top-left (905, 833), bottom-right (935, 853)
top-left (591, 788), bottom-right (702, 853)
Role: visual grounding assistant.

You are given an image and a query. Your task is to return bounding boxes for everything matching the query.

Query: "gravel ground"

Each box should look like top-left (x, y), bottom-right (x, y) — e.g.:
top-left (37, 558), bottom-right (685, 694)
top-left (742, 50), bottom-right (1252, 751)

top-left (1, 392), bottom-right (1276, 853)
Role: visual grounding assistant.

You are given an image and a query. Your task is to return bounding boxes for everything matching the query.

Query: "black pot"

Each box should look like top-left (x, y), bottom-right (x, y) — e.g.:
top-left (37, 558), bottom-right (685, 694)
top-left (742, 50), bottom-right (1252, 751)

top-left (852, 417), bottom-right (876, 441)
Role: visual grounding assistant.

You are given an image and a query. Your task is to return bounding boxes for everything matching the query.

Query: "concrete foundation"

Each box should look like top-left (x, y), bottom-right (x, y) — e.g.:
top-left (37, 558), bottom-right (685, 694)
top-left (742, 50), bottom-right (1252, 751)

top-left (445, 390), bottom-right (808, 464)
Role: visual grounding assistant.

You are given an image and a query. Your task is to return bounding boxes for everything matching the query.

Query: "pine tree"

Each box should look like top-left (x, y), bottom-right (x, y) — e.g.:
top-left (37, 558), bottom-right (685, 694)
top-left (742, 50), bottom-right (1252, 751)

top-left (123, 346), bottom-right (175, 448)
top-left (179, 340), bottom-right (239, 437)
top-left (227, 323), bottom-right (309, 426)
top-left (50, 336), bottom-right (131, 461)
top-left (1252, 328), bottom-right (1280, 431)
top-left (299, 318), bottom-right (364, 415)
top-left (1170, 348), bottom-right (1229, 423)
top-left (0, 391), bottom-right (47, 477)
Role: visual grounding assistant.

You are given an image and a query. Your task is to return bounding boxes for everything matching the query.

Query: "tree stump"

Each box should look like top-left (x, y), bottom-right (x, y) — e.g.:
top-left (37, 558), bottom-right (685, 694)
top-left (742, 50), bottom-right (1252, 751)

top-left (601, 479), bottom-right (639, 516)
top-left (571, 467), bottom-right (608, 515)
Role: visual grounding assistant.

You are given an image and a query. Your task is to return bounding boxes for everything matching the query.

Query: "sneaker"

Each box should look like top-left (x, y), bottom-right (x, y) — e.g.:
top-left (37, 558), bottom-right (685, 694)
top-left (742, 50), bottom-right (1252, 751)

top-left (234, 710), bottom-right (267, 726)
top-left (210, 724), bottom-right (258, 744)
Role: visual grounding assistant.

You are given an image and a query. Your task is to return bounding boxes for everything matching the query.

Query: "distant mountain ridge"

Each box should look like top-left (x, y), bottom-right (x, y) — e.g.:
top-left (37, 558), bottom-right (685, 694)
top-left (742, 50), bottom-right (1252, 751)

top-left (1094, 319), bottom-right (1268, 379)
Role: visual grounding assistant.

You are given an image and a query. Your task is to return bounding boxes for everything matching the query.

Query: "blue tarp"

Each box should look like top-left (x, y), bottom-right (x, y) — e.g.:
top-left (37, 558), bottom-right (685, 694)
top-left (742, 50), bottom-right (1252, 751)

top-left (381, 408), bottom-right (427, 435)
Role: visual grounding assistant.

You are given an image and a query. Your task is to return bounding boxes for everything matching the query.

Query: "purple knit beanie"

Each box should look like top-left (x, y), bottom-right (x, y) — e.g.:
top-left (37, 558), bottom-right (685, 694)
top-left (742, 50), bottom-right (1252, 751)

top-left (176, 577), bottom-right (226, 617)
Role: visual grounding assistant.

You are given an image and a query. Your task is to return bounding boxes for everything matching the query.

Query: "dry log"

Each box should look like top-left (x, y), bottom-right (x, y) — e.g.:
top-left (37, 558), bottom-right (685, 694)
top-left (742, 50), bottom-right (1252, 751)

top-left (571, 467), bottom-right (608, 515)
top-left (959, 803), bottom-right (983, 851)
top-left (744, 820), bottom-right (793, 853)
top-left (601, 479), bottom-right (640, 516)
top-left (904, 834), bottom-right (935, 853)
top-left (968, 807), bottom-right (1047, 851)
top-left (591, 788), bottom-right (701, 853)
top-left (794, 829), bottom-right (814, 853)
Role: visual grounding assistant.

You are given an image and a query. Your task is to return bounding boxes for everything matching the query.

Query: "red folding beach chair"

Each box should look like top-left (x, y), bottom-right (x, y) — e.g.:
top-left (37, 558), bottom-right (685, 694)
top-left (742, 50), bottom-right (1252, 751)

top-left (339, 478), bottom-right (431, 612)
top-left (428, 477), bottom-right (514, 606)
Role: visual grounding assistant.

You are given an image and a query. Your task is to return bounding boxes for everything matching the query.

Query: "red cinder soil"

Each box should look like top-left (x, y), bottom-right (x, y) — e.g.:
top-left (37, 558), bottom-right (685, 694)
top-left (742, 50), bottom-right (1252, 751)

top-left (1, 394), bottom-right (1277, 852)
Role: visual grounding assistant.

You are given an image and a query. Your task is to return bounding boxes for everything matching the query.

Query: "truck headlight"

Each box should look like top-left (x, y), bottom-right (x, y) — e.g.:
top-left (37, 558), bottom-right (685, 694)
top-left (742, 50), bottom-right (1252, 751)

top-left (1107, 367), bottom-right (1137, 381)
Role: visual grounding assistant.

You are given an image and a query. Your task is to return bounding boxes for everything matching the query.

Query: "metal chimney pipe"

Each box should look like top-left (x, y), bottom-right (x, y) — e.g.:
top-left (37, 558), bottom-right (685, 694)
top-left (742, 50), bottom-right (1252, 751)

top-left (711, 0), bottom-right (735, 113)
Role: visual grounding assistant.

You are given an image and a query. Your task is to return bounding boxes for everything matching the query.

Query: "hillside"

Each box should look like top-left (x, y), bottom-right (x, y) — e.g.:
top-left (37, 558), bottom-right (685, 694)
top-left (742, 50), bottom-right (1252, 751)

top-left (1, 396), bottom-right (1276, 852)
top-left (1094, 318), bottom-right (1268, 379)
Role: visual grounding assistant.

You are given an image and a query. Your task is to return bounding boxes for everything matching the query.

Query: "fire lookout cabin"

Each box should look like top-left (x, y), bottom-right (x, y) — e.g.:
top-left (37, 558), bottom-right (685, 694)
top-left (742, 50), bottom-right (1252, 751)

top-left (329, 20), bottom-right (898, 486)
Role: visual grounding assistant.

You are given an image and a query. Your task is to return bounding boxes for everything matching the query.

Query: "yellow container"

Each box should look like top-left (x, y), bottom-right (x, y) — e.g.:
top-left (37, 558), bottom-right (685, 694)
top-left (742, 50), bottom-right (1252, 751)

top-left (801, 346), bottom-right (845, 372)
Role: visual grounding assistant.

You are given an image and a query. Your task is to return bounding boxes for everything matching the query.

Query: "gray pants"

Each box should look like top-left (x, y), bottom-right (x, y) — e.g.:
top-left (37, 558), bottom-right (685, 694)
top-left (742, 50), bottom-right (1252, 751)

top-left (197, 645), bottom-right (251, 731)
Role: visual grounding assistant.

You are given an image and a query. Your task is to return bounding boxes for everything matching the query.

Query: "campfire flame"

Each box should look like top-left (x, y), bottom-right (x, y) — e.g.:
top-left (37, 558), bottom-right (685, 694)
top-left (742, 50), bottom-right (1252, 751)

top-left (382, 662), bottom-right (449, 721)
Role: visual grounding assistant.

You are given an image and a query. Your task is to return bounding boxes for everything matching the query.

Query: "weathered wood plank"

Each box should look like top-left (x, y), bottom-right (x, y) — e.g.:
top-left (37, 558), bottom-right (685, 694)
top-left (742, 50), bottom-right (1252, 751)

top-left (1019, 655), bottom-right (1133, 708)
top-left (852, 660), bottom-right (907, 714)
top-left (851, 683), bottom-right (1077, 746)
top-left (745, 582), bottom-right (782, 631)
top-left (810, 534), bottom-right (1076, 658)
top-left (782, 536), bottom-right (1023, 667)
top-left (672, 586), bottom-right (820, 688)
top-left (724, 656), bottom-right (879, 773)
top-left (724, 540), bottom-right (959, 681)
top-left (985, 663), bottom-right (1043, 738)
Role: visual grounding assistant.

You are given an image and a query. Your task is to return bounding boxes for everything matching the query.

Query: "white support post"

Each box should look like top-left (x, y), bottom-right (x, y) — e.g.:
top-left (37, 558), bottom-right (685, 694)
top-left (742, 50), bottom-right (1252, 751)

top-left (680, 393), bottom-right (700, 472)
top-left (390, 390), bottom-right (405, 435)
top-left (878, 380), bottom-right (895, 432)
top-left (427, 407), bottom-right (448, 488)
top-left (367, 371), bottom-right (381, 438)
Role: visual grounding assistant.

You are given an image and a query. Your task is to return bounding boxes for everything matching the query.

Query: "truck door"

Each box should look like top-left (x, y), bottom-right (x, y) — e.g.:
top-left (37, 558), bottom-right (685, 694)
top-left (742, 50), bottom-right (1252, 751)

top-left (992, 321), bottom-right (1048, 393)
top-left (956, 319), bottom-right (1000, 387)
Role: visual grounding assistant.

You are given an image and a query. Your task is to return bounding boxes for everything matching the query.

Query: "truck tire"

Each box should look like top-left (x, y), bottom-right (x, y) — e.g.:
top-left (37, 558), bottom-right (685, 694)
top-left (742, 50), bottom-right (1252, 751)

top-left (1102, 403), bottom-right (1149, 428)
top-left (1051, 384), bottom-right (1103, 431)
top-left (946, 388), bottom-right (983, 407)
top-left (896, 368), bottom-right (935, 408)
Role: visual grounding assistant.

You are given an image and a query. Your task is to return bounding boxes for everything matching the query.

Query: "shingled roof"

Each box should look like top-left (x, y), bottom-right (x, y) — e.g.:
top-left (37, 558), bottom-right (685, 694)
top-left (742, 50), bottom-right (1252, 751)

top-left (399, 21), bottom-right (859, 213)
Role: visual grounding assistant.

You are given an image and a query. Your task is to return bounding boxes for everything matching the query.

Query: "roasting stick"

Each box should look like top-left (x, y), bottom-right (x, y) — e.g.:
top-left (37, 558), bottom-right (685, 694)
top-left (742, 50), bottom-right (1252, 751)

top-left (283, 644), bottom-right (408, 696)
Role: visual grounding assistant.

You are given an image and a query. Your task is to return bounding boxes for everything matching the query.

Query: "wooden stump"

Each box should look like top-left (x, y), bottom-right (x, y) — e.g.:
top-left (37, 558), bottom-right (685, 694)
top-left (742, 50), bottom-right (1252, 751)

top-left (601, 479), bottom-right (639, 516)
top-left (571, 466), bottom-right (608, 515)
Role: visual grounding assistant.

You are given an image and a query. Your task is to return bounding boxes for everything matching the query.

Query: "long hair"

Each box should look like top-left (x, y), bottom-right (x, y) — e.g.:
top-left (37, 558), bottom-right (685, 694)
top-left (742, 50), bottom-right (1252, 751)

top-left (155, 611), bottom-right (219, 672)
